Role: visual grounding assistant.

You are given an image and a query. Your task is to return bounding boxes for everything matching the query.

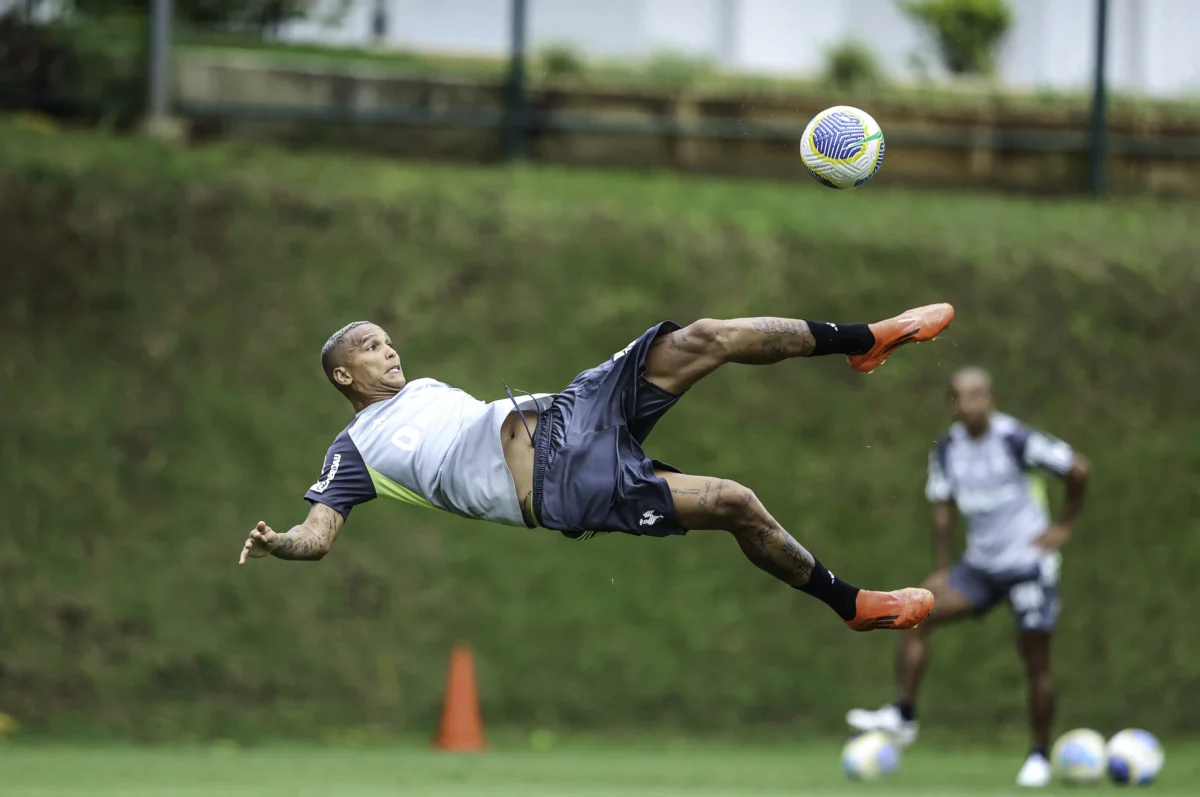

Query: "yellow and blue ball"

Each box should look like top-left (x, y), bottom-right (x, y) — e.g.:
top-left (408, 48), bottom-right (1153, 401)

top-left (799, 105), bottom-right (886, 190)
top-left (842, 731), bottom-right (901, 781)
top-left (1052, 728), bottom-right (1109, 784)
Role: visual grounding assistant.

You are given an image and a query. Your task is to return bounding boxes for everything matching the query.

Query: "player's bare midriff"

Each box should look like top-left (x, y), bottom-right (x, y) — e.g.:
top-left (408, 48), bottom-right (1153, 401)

top-left (500, 409), bottom-right (540, 527)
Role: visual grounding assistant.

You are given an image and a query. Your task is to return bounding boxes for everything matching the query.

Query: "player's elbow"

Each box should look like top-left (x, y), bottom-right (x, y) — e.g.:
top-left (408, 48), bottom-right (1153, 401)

top-left (312, 536), bottom-right (337, 559)
top-left (1068, 454), bottom-right (1090, 482)
top-left (932, 500), bottom-right (956, 519)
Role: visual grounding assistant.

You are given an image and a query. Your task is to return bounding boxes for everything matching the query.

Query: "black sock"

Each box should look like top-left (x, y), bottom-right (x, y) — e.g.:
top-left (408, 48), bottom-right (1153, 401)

top-left (799, 558), bottom-right (861, 621)
top-left (895, 701), bottom-right (916, 722)
top-left (1032, 743), bottom-right (1050, 760)
top-left (805, 321), bottom-right (875, 356)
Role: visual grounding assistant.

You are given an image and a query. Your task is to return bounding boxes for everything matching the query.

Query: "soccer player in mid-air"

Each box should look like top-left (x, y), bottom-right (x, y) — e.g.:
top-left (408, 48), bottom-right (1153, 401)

top-left (238, 305), bottom-right (956, 632)
top-left (845, 366), bottom-right (1090, 787)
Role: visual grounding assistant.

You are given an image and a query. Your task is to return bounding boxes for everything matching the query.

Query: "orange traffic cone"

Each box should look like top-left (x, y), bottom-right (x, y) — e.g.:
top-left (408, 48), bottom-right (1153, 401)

top-left (433, 643), bottom-right (486, 752)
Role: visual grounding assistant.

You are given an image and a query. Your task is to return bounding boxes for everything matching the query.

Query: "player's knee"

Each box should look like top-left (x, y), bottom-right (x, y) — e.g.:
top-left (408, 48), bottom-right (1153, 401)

top-left (682, 318), bottom-right (731, 358)
top-left (712, 480), bottom-right (761, 531)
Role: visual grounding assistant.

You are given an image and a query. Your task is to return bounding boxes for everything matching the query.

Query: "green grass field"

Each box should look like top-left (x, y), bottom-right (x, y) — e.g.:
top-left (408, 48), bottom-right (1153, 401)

top-left (1, 743), bottom-right (1195, 797)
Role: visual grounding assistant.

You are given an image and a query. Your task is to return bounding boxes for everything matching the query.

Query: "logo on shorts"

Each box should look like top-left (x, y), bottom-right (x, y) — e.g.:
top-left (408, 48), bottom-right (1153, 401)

top-left (639, 510), bottom-right (663, 527)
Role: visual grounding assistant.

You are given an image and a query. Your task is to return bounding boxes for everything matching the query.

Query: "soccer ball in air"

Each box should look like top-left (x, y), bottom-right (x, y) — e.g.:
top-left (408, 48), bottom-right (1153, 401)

top-left (1051, 728), bottom-right (1109, 784)
top-left (799, 105), bottom-right (886, 189)
top-left (841, 731), bottom-right (900, 781)
top-left (1107, 729), bottom-right (1164, 786)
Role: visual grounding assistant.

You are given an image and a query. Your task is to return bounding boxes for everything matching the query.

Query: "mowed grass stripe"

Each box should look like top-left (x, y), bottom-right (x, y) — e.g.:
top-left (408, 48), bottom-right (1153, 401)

top-left (1, 745), bottom-right (1196, 797)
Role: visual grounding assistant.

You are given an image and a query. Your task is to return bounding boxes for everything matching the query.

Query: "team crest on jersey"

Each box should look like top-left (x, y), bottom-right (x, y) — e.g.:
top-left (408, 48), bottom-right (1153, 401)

top-left (310, 453), bottom-right (341, 493)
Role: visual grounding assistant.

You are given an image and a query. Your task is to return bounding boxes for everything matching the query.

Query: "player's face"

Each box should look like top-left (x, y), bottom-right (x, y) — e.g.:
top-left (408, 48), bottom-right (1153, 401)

top-left (950, 376), bottom-right (993, 428)
top-left (346, 324), bottom-right (405, 391)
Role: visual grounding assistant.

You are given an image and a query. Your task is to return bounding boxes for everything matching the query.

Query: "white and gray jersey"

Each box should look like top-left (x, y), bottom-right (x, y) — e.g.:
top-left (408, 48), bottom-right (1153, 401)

top-left (925, 412), bottom-right (1075, 576)
top-left (305, 378), bottom-right (553, 525)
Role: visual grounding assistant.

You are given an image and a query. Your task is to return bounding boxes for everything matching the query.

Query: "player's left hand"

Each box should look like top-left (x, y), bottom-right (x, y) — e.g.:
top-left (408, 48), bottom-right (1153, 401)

top-left (1033, 522), bottom-right (1072, 551)
top-left (239, 521), bottom-right (280, 564)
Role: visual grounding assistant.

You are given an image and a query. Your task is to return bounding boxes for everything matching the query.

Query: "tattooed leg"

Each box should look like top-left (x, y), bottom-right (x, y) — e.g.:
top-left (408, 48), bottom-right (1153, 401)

top-left (658, 471), bottom-right (863, 620)
top-left (643, 317), bottom-right (875, 395)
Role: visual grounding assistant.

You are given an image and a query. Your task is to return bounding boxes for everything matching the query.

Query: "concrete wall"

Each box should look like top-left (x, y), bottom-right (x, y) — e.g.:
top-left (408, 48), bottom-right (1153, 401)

top-left (280, 0), bottom-right (1200, 98)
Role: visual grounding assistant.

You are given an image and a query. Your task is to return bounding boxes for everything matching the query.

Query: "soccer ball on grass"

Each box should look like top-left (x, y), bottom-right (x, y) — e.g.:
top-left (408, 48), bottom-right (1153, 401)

top-left (1051, 728), bottom-right (1108, 785)
top-left (1107, 728), bottom-right (1164, 785)
top-left (799, 105), bottom-right (886, 189)
top-left (841, 731), bottom-right (900, 781)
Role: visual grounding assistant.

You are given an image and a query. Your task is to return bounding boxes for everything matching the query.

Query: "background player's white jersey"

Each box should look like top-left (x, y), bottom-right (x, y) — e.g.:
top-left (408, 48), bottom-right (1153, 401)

top-left (305, 378), bottom-right (552, 525)
top-left (925, 412), bottom-right (1074, 576)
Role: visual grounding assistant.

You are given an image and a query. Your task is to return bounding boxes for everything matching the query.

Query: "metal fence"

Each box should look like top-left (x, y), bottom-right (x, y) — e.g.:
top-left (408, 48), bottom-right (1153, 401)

top-left (10, 0), bottom-right (1199, 196)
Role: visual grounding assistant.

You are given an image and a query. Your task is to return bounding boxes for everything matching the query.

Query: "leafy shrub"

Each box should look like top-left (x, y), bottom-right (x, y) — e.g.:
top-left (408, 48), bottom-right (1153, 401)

top-left (0, 12), bottom-right (147, 127)
top-left (824, 39), bottom-right (884, 90)
top-left (902, 0), bottom-right (1013, 75)
top-left (643, 51), bottom-right (717, 89)
top-left (537, 42), bottom-right (586, 81)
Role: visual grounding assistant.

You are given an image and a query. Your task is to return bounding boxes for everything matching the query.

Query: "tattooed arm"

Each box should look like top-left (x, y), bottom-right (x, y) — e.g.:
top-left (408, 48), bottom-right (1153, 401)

top-left (238, 502), bottom-right (344, 564)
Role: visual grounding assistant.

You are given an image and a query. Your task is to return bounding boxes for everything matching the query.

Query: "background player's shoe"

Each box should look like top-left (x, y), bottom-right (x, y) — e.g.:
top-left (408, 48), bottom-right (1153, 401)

top-left (848, 303), bottom-right (955, 373)
top-left (845, 704), bottom-right (919, 747)
top-left (846, 587), bottom-right (934, 631)
top-left (1016, 752), bottom-right (1052, 788)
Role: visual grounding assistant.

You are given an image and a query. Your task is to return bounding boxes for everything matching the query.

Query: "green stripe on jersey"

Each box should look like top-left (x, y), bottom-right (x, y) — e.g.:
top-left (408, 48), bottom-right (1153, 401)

top-left (1029, 474), bottom-right (1049, 511)
top-left (368, 465), bottom-right (435, 509)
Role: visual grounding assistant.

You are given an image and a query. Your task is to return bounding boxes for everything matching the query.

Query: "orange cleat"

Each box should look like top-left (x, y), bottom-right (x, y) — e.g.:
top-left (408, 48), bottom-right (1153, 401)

top-left (848, 303), bottom-right (955, 373)
top-left (846, 587), bottom-right (934, 632)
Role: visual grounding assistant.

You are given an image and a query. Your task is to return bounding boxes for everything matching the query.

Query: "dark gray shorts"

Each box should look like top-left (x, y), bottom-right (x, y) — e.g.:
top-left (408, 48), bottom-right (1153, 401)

top-left (950, 553), bottom-right (1061, 632)
top-left (532, 321), bottom-right (685, 540)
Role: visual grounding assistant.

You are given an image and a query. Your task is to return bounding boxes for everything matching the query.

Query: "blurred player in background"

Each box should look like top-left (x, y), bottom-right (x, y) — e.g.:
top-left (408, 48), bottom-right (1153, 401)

top-left (845, 366), bottom-right (1090, 788)
top-left (238, 305), bottom-right (957, 634)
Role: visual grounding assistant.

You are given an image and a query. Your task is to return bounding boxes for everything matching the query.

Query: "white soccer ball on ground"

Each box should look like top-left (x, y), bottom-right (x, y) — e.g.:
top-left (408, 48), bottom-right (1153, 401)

top-left (799, 105), bottom-right (886, 190)
top-left (1107, 728), bottom-right (1164, 786)
top-left (841, 731), bottom-right (901, 781)
top-left (1051, 728), bottom-right (1109, 784)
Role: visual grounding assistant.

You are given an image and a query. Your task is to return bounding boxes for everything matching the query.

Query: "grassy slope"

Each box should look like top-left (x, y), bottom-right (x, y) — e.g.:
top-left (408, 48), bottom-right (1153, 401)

top-left (0, 124), bottom-right (1197, 740)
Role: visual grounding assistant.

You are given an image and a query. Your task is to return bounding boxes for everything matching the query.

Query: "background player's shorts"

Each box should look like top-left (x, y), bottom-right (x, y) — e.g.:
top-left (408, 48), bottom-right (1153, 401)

top-left (532, 321), bottom-right (685, 540)
top-left (949, 552), bottom-right (1061, 632)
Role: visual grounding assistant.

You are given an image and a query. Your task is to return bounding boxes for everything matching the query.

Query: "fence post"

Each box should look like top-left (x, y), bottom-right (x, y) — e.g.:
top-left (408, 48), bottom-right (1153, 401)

top-left (147, 0), bottom-right (172, 120)
top-left (503, 0), bottom-right (528, 162)
top-left (716, 0), bottom-right (736, 66)
top-left (1088, 0), bottom-right (1109, 196)
top-left (143, 0), bottom-right (187, 139)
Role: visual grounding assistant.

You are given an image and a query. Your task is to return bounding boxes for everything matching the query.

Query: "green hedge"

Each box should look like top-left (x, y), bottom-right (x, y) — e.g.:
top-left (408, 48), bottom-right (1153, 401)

top-left (1, 125), bottom-right (1197, 741)
top-left (0, 14), bottom-right (147, 126)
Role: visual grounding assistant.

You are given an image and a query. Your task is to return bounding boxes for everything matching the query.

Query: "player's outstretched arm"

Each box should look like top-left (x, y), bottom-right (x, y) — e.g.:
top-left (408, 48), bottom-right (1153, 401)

top-left (238, 502), bottom-right (344, 564)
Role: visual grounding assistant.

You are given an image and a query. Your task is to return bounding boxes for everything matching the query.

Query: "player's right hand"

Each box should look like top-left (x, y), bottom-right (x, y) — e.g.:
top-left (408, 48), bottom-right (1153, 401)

top-left (239, 521), bottom-right (280, 564)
